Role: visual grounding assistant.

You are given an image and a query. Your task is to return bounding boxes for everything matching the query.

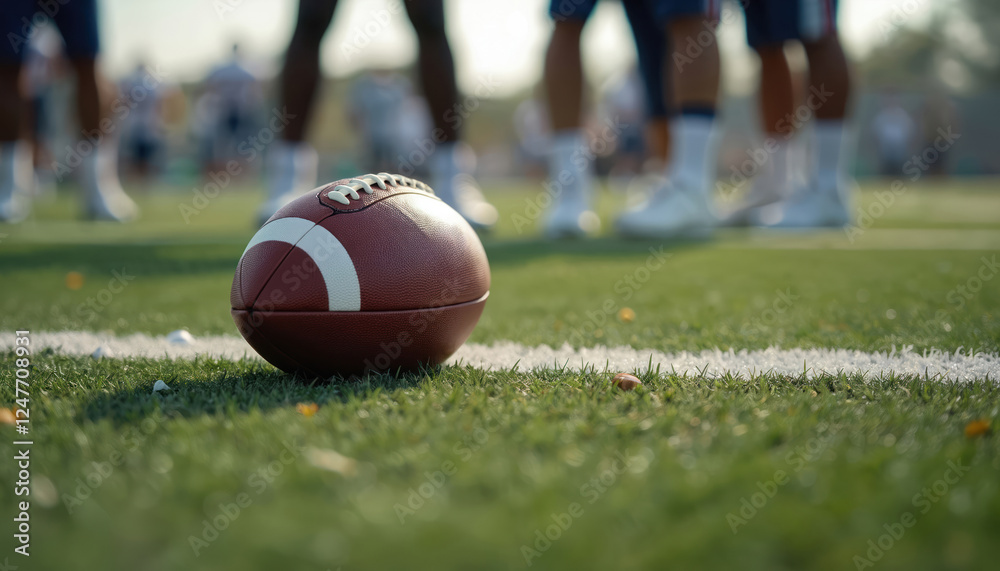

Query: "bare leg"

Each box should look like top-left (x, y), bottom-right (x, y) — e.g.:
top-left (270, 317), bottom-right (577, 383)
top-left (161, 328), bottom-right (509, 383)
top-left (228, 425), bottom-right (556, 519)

top-left (803, 33), bottom-right (851, 195)
top-left (406, 0), bottom-right (496, 229)
top-left (767, 33), bottom-right (853, 228)
top-left (802, 34), bottom-right (850, 121)
top-left (280, 0), bottom-right (338, 143)
top-left (259, 0), bottom-right (334, 223)
top-left (544, 20), bottom-right (585, 132)
top-left (71, 58), bottom-right (113, 134)
top-left (665, 15), bottom-right (719, 190)
top-left (539, 19), bottom-right (600, 237)
top-left (406, 0), bottom-right (459, 142)
top-left (646, 117), bottom-right (670, 164)
top-left (614, 14), bottom-right (720, 238)
top-left (668, 16), bottom-right (719, 111)
top-left (0, 64), bottom-right (23, 142)
top-left (68, 57), bottom-right (139, 221)
top-left (755, 45), bottom-right (795, 136)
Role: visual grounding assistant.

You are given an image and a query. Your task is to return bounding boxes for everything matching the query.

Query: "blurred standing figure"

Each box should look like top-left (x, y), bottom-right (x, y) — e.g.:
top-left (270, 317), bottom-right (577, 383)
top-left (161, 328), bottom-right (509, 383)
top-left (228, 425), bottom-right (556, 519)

top-left (396, 95), bottom-right (434, 177)
top-left (602, 67), bottom-right (648, 178)
top-left (1, 0), bottom-right (138, 222)
top-left (23, 25), bottom-right (64, 196)
top-left (349, 70), bottom-right (410, 173)
top-left (726, 0), bottom-right (854, 228)
top-left (872, 95), bottom-right (914, 177)
top-left (513, 96), bottom-right (549, 179)
top-left (543, 0), bottom-right (672, 238)
top-left (202, 44), bottom-right (262, 172)
top-left (119, 62), bottom-right (168, 181)
top-left (261, 0), bottom-right (497, 229)
top-left (615, 0), bottom-right (722, 239)
top-left (918, 89), bottom-right (957, 177)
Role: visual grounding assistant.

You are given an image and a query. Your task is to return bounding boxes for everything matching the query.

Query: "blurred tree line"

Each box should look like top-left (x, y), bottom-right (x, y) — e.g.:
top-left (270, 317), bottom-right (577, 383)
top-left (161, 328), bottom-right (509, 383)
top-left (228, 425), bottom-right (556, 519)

top-left (861, 0), bottom-right (1000, 92)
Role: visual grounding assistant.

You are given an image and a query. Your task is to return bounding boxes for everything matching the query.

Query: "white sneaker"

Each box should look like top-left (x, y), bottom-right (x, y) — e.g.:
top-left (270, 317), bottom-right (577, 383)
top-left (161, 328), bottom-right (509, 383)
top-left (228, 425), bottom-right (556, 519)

top-left (434, 173), bottom-right (498, 232)
top-left (722, 176), bottom-right (786, 227)
top-left (615, 181), bottom-right (716, 239)
top-left (768, 183), bottom-right (851, 229)
top-left (540, 169), bottom-right (600, 239)
top-left (542, 195), bottom-right (600, 239)
top-left (84, 181), bottom-right (139, 222)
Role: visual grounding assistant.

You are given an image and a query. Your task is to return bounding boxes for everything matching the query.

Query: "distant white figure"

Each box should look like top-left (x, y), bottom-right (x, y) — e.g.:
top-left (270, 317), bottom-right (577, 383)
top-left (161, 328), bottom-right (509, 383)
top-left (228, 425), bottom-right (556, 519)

top-left (396, 95), bottom-right (434, 176)
top-left (513, 97), bottom-right (550, 178)
top-left (23, 25), bottom-right (64, 195)
top-left (119, 62), bottom-right (168, 180)
top-left (872, 95), bottom-right (915, 177)
top-left (349, 71), bottom-right (411, 173)
top-left (201, 44), bottom-right (262, 171)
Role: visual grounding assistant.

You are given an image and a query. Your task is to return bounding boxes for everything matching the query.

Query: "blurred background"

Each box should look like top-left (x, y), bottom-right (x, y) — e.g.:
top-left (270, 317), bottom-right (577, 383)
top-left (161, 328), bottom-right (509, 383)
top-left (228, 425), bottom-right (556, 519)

top-left (16, 0), bottom-right (1000, 200)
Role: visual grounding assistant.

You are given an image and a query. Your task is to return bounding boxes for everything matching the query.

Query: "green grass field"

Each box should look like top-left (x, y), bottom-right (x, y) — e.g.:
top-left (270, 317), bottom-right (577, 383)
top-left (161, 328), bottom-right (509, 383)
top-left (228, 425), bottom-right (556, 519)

top-left (1, 179), bottom-right (999, 570)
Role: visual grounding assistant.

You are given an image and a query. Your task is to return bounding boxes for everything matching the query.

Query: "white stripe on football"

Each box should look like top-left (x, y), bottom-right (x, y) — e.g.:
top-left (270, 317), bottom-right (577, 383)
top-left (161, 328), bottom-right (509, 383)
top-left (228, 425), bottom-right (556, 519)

top-left (241, 217), bottom-right (361, 311)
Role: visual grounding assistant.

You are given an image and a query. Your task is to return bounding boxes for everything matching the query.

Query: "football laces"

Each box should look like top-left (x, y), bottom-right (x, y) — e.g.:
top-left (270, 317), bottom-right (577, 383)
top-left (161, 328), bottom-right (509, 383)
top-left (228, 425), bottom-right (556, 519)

top-left (326, 173), bottom-right (434, 205)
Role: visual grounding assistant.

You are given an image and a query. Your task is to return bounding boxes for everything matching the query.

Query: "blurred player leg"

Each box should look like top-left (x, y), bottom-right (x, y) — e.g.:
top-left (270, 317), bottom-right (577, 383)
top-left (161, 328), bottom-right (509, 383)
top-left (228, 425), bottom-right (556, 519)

top-left (616, 0), bottom-right (721, 239)
top-left (406, 0), bottom-right (497, 231)
top-left (71, 57), bottom-right (139, 221)
top-left (541, 2), bottom-right (600, 238)
top-left (0, 1), bottom-right (35, 222)
top-left (27, 31), bottom-right (59, 198)
top-left (56, 0), bottom-right (138, 221)
top-left (723, 0), bottom-right (800, 226)
top-left (622, 0), bottom-right (672, 168)
top-left (259, 0), bottom-right (333, 224)
top-left (0, 61), bottom-right (32, 223)
top-left (804, 32), bottom-right (851, 199)
top-left (769, 0), bottom-right (852, 228)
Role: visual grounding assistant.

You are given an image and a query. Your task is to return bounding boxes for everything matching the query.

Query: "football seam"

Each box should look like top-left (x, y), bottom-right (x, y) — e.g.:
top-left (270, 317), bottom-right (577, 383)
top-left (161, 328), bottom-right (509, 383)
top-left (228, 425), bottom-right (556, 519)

top-left (232, 291), bottom-right (489, 313)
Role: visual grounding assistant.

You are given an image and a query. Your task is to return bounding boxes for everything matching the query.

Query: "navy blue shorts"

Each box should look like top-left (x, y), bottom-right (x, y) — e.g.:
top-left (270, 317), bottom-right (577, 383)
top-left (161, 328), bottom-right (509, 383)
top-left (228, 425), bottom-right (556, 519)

top-left (1, 0), bottom-right (101, 62)
top-left (550, 0), bottom-right (719, 22)
top-left (743, 0), bottom-right (839, 48)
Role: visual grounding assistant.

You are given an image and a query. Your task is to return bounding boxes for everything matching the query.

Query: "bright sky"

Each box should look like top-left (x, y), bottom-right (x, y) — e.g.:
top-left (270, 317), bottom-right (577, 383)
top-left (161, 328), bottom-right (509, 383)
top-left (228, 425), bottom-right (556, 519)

top-left (98, 0), bottom-right (935, 96)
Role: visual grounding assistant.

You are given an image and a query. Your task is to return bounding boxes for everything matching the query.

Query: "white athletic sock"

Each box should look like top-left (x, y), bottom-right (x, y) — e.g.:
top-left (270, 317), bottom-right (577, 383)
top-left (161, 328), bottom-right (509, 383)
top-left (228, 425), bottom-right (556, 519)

top-left (750, 133), bottom-right (803, 204)
top-left (548, 130), bottom-right (590, 203)
top-left (667, 114), bottom-right (718, 196)
top-left (769, 136), bottom-right (790, 188)
top-left (813, 120), bottom-right (845, 194)
top-left (266, 140), bottom-right (317, 200)
top-left (80, 139), bottom-right (139, 220)
top-left (748, 134), bottom-right (784, 202)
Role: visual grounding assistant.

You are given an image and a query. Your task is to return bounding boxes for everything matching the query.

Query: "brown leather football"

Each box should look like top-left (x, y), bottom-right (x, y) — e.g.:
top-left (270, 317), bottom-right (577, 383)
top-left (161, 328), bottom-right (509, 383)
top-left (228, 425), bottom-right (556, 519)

top-left (231, 173), bottom-right (490, 378)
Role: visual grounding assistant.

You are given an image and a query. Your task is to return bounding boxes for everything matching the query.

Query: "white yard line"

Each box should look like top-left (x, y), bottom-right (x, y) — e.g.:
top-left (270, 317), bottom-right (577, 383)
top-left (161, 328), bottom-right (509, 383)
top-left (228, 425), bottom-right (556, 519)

top-left (3, 331), bottom-right (997, 382)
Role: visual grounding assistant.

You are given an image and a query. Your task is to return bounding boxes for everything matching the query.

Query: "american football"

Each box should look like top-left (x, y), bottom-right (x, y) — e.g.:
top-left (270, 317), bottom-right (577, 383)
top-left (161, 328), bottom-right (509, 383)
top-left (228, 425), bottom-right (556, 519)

top-left (2, 0), bottom-right (999, 569)
top-left (232, 173), bottom-right (490, 376)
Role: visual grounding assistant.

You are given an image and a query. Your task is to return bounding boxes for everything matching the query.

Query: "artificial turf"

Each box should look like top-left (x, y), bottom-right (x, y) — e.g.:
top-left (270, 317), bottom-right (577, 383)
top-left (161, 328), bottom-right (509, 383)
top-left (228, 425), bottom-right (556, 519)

top-left (1, 180), bottom-right (998, 570)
